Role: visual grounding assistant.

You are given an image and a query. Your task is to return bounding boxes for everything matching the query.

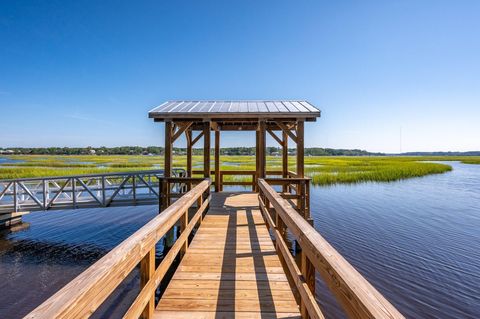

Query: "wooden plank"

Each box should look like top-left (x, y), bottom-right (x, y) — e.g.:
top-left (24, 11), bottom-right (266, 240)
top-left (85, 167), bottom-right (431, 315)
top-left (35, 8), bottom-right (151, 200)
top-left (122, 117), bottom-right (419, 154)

top-left (162, 288), bottom-right (296, 300)
top-left (155, 192), bottom-right (301, 318)
top-left (156, 298), bottom-right (298, 313)
top-left (154, 310), bottom-right (301, 319)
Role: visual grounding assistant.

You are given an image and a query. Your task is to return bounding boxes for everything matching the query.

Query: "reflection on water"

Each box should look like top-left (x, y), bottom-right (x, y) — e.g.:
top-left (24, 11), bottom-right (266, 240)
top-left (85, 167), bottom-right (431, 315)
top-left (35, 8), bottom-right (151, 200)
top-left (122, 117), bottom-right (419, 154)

top-left (0, 205), bottom-right (159, 318)
top-left (313, 162), bottom-right (480, 318)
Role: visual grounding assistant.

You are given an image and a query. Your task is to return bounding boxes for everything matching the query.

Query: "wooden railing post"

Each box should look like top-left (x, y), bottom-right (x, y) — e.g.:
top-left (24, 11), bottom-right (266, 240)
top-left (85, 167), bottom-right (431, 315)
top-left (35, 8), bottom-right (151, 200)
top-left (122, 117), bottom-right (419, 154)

top-left (180, 210), bottom-right (188, 256)
top-left (197, 193), bottom-right (204, 225)
top-left (13, 181), bottom-right (18, 212)
top-left (132, 175), bottom-right (137, 205)
top-left (72, 178), bottom-right (76, 209)
top-left (140, 247), bottom-right (155, 319)
top-left (101, 176), bottom-right (106, 206)
top-left (160, 179), bottom-right (168, 212)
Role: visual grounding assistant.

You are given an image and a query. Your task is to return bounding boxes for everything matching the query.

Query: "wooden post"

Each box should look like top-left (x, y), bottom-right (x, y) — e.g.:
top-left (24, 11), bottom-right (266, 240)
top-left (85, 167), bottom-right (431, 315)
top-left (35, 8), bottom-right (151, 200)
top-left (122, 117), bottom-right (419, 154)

top-left (255, 129), bottom-right (260, 192)
top-left (72, 178), bottom-right (76, 209)
top-left (203, 122), bottom-right (211, 178)
top-left (296, 120), bottom-right (304, 178)
top-left (165, 121), bottom-right (173, 178)
top-left (140, 247), bottom-right (155, 319)
top-left (282, 130), bottom-right (288, 192)
top-left (259, 120), bottom-right (266, 179)
top-left (214, 129), bottom-right (220, 192)
top-left (13, 182), bottom-right (17, 212)
top-left (180, 210), bottom-right (188, 256)
top-left (186, 128), bottom-right (192, 177)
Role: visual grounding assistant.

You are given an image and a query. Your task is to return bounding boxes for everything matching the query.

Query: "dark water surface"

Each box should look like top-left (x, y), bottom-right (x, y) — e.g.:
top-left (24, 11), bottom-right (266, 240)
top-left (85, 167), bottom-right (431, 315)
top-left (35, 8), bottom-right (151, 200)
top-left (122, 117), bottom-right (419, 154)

top-left (1, 162), bottom-right (479, 318)
top-left (312, 162), bottom-right (480, 318)
top-left (0, 206), bottom-right (159, 318)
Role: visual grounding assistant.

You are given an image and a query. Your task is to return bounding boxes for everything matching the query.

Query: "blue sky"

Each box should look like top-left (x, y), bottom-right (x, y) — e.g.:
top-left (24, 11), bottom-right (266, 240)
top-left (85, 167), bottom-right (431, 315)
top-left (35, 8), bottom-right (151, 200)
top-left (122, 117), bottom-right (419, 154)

top-left (1, 0), bottom-right (479, 152)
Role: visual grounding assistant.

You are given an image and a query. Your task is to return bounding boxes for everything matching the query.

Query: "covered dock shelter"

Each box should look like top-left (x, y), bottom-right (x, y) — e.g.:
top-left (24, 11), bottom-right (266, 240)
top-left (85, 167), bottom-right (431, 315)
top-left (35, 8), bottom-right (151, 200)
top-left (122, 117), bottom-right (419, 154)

top-left (148, 100), bottom-right (321, 192)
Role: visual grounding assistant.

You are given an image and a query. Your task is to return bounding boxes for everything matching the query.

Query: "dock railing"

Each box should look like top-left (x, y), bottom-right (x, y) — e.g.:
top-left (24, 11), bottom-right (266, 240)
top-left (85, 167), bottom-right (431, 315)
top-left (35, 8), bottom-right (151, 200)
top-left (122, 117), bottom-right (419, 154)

top-left (258, 178), bottom-right (404, 319)
top-left (0, 169), bottom-right (185, 213)
top-left (25, 178), bottom-right (211, 319)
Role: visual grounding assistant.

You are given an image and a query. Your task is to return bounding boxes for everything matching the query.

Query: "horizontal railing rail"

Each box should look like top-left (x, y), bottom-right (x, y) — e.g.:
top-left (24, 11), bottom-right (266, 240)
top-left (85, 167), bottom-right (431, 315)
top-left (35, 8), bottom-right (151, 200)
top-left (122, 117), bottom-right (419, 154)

top-left (192, 169), bottom-right (285, 191)
top-left (258, 178), bottom-right (404, 319)
top-left (25, 178), bottom-right (211, 319)
top-left (0, 169), bottom-right (186, 213)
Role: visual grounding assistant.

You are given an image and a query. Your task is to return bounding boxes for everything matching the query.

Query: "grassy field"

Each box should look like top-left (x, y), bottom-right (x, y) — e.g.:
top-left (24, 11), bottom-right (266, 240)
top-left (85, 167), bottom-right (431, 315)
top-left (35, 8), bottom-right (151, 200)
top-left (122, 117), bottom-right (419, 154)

top-left (1, 155), bottom-right (479, 185)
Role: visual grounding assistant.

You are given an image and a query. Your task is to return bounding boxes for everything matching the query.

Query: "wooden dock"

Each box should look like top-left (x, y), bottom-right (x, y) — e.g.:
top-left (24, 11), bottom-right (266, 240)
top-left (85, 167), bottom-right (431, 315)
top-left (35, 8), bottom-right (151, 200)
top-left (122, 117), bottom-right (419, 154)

top-left (24, 101), bottom-right (405, 318)
top-left (156, 192), bottom-right (301, 318)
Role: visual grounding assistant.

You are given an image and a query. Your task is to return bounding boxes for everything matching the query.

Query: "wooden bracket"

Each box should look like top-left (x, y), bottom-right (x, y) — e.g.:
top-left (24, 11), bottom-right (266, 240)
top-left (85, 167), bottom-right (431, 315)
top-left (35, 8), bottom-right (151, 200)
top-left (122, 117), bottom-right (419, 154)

top-left (275, 121), bottom-right (298, 144)
top-left (191, 131), bottom-right (204, 146)
top-left (172, 122), bottom-right (193, 143)
top-left (267, 129), bottom-right (284, 146)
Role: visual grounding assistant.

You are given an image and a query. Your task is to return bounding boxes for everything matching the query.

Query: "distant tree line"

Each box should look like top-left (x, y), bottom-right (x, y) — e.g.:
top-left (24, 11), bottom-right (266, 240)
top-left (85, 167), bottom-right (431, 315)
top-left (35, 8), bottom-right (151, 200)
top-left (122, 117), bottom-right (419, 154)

top-left (0, 146), bottom-right (383, 156)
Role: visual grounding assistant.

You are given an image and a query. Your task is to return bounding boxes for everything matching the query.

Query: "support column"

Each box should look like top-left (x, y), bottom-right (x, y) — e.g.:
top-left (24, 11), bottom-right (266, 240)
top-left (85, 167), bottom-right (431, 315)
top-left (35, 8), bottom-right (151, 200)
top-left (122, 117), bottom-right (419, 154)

top-left (296, 120), bottom-right (304, 178)
top-left (255, 129), bottom-right (260, 192)
top-left (186, 128), bottom-right (192, 177)
top-left (164, 121), bottom-right (173, 178)
top-left (282, 130), bottom-right (288, 192)
top-left (214, 129), bottom-right (220, 192)
top-left (258, 120), bottom-right (266, 179)
top-left (203, 121), bottom-right (211, 178)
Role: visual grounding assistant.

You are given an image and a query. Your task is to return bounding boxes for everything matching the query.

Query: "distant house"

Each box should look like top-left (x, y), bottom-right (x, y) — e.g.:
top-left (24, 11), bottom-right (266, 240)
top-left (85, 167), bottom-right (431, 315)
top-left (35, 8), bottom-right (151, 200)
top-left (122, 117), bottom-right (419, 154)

top-left (89, 149), bottom-right (96, 155)
top-left (0, 149), bottom-right (14, 155)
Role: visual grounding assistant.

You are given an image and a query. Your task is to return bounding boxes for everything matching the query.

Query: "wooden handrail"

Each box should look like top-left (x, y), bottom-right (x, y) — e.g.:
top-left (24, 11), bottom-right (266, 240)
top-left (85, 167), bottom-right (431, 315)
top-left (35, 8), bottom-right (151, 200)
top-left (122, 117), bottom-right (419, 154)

top-left (25, 179), bottom-right (211, 319)
top-left (258, 178), bottom-right (404, 319)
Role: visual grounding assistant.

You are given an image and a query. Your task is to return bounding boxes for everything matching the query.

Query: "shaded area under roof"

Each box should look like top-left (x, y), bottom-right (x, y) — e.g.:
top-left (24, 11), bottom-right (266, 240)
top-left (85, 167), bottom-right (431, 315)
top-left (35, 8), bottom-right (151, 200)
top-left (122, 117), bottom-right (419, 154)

top-left (148, 100), bottom-right (321, 121)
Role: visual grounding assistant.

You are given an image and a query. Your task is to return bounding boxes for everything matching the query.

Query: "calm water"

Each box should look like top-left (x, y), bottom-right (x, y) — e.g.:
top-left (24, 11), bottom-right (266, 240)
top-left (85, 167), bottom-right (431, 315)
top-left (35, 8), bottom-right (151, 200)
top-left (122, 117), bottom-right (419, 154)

top-left (0, 161), bottom-right (479, 318)
top-left (312, 162), bottom-right (480, 318)
top-left (0, 206), bottom-right (159, 318)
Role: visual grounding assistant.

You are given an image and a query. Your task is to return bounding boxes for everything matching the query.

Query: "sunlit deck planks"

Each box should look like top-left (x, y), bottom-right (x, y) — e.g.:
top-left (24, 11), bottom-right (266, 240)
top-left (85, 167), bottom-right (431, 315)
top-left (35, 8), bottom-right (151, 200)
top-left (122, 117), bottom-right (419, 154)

top-left (155, 192), bottom-right (301, 319)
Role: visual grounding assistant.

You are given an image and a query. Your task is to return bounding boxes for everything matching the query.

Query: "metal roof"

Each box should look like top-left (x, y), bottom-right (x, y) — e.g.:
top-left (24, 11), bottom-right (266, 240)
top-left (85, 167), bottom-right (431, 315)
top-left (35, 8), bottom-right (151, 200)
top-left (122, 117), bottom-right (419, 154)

top-left (148, 100), bottom-right (320, 121)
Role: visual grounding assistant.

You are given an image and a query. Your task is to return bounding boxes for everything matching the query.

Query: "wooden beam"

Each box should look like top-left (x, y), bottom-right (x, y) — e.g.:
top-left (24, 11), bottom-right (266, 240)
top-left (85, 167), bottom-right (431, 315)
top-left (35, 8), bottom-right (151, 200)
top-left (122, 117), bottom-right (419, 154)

top-left (164, 121), bottom-right (173, 178)
top-left (172, 122), bottom-right (193, 143)
top-left (296, 120), bottom-right (304, 178)
top-left (203, 122), bottom-right (211, 178)
top-left (255, 130), bottom-right (260, 192)
top-left (214, 130), bottom-right (220, 192)
top-left (191, 131), bottom-right (204, 146)
top-left (276, 121), bottom-right (298, 144)
top-left (258, 120), bottom-right (266, 179)
top-left (186, 128), bottom-right (192, 177)
top-left (267, 128), bottom-right (284, 146)
top-left (282, 130), bottom-right (288, 192)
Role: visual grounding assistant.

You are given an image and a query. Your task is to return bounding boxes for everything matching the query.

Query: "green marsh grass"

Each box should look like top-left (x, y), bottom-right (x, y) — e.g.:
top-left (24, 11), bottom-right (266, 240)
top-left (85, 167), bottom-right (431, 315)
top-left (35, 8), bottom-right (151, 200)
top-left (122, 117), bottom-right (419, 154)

top-left (1, 155), bottom-right (478, 185)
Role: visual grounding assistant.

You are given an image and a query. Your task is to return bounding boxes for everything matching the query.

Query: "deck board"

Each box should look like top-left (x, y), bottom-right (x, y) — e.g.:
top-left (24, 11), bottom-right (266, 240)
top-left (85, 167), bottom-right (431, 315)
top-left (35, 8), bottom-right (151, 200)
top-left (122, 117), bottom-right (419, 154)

top-left (155, 192), bottom-right (301, 318)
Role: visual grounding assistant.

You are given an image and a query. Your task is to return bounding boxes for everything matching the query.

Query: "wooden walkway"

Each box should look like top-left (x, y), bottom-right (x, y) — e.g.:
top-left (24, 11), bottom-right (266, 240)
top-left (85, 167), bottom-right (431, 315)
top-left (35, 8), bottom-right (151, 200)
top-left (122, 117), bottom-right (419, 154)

top-left (155, 192), bottom-right (301, 319)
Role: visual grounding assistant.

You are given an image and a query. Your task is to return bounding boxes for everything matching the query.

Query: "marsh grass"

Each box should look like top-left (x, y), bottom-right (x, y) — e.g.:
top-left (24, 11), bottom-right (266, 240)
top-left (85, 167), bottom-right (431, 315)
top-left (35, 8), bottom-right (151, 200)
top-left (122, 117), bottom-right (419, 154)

top-left (1, 155), bottom-right (478, 185)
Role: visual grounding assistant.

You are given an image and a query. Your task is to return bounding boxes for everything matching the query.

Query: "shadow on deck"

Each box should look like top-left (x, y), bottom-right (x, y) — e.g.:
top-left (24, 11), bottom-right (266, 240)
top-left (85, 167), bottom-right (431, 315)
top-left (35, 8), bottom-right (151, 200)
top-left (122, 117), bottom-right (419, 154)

top-left (155, 192), bottom-right (301, 318)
